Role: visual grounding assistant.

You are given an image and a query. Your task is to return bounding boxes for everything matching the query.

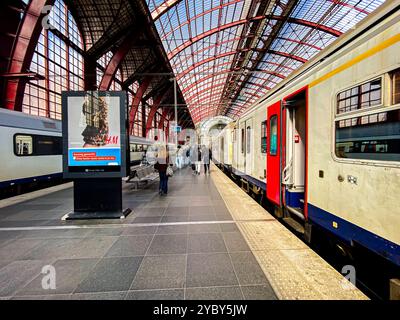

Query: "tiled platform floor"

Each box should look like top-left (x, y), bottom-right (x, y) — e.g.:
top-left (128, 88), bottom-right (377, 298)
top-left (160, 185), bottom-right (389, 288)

top-left (0, 167), bottom-right (276, 300)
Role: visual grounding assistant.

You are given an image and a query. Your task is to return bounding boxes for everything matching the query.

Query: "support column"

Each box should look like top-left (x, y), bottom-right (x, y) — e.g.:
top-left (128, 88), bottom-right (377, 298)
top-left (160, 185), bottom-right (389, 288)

top-left (84, 56), bottom-right (97, 91)
top-left (141, 100), bottom-right (146, 137)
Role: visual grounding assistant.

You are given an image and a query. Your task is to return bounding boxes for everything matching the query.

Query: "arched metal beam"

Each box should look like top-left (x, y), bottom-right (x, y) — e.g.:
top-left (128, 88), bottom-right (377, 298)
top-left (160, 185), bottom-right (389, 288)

top-left (172, 36), bottom-right (242, 69)
top-left (160, 0), bottom-right (242, 41)
top-left (98, 33), bottom-right (139, 91)
top-left (151, 0), bottom-right (183, 20)
top-left (182, 68), bottom-right (286, 95)
top-left (168, 15), bottom-right (342, 59)
top-left (5, 0), bottom-right (55, 111)
top-left (129, 76), bottom-right (152, 135)
top-left (328, 0), bottom-right (370, 14)
top-left (145, 89), bottom-right (169, 135)
top-left (176, 50), bottom-right (248, 81)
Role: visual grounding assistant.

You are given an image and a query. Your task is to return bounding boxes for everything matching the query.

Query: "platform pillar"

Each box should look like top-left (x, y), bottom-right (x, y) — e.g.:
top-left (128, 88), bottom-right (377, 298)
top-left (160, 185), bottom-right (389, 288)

top-left (62, 178), bottom-right (131, 220)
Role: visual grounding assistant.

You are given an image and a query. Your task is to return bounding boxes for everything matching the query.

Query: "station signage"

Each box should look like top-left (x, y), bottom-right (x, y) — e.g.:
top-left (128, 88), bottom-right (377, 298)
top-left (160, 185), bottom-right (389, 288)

top-left (62, 91), bottom-right (127, 178)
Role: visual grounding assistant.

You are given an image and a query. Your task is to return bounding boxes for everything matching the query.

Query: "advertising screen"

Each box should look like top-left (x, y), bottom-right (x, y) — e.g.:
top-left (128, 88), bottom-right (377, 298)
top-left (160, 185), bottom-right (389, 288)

top-left (62, 91), bottom-right (127, 178)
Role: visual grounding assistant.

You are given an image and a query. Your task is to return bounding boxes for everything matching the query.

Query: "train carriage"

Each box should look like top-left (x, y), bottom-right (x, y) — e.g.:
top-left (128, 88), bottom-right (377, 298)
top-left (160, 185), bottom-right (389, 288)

top-left (213, 1), bottom-right (400, 268)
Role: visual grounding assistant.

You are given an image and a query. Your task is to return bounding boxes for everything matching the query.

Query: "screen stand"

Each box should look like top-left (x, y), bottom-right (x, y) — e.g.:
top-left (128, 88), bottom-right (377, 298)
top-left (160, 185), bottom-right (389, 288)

top-left (62, 178), bottom-right (132, 220)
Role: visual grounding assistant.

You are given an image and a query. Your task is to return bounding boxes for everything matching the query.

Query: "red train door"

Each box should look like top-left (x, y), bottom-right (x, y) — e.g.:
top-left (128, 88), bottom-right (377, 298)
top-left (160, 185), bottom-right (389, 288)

top-left (267, 101), bottom-right (281, 206)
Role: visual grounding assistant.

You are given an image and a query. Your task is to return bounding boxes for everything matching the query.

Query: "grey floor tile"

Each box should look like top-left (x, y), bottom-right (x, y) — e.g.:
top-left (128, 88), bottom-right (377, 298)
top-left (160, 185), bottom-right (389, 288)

top-left (131, 255), bottom-right (186, 290)
top-left (135, 208), bottom-right (166, 217)
top-left (0, 238), bottom-right (45, 261)
top-left (147, 234), bottom-right (187, 255)
top-left (188, 233), bottom-right (227, 253)
top-left (126, 289), bottom-right (184, 300)
top-left (12, 294), bottom-right (72, 300)
top-left (189, 206), bottom-right (215, 215)
top-left (219, 223), bottom-right (239, 233)
top-left (186, 253), bottom-right (238, 288)
top-left (18, 228), bottom-right (92, 239)
top-left (71, 291), bottom-right (126, 300)
top-left (133, 217), bottom-right (162, 224)
top-left (185, 286), bottom-right (243, 300)
top-left (21, 237), bottom-right (118, 260)
top-left (230, 252), bottom-right (268, 286)
top-left (188, 214), bottom-right (216, 222)
top-left (156, 225), bottom-right (188, 235)
top-left (85, 228), bottom-right (124, 237)
top-left (0, 260), bottom-right (49, 297)
top-left (15, 258), bottom-right (99, 295)
top-left (122, 226), bottom-right (157, 235)
top-left (164, 207), bottom-right (189, 216)
top-left (75, 256), bottom-right (143, 293)
top-left (222, 232), bottom-right (250, 252)
top-left (215, 214), bottom-right (233, 221)
top-left (241, 285), bottom-right (277, 300)
top-left (187, 223), bottom-right (221, 234)
top-left (161, 215), bottom-right (189, 223)
top-left (105, 235), bottom-right (153, 257)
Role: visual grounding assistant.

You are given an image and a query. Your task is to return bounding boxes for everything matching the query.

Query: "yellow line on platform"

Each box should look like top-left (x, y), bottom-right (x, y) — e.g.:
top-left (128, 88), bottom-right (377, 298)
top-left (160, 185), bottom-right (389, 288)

top-left (210, 163), bottom-right (368, 300)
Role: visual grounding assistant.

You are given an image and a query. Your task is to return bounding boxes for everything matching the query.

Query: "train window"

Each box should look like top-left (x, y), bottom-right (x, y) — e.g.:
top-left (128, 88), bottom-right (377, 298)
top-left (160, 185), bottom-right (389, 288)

top-left (241, 128), bottom-right (245, 154)
top-left (15, 135), bottom-right (33, 156)
top-left (270, 116), bottom-right (278, 156)
top-left (261, 121), bottom-right (267, 154)
top-left (246, 126), bottom-right (251, 154)
top-left (138, 145), bottom-right (144, 152)
top-left (34, 135), bottom-right (62, 156)
top-left (337, 78), bottom-right (382, 115)
top-left (14, 134), bottom-right (62, 156)
top-left (335, 109), bottom-right (400, 162)
top-left (391, 69), bottom-right (400, 105)
top-left (143, 145), bottom-right (148, 152)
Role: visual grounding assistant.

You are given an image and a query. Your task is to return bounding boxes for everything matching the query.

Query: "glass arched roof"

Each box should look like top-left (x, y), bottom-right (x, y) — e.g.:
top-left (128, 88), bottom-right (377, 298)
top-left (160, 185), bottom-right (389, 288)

top-left (146, 0), bottom-right (386, 123)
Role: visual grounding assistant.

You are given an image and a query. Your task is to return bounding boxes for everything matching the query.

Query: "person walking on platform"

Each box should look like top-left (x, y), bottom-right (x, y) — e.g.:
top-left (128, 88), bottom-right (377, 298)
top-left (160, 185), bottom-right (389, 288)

top-left (202, 145), bottom-right (212, 175)
top-left (189, 144), bottom-right (199, 175)
top-left (154, 145), bottom-right (170, 195)
top-left (195, 145), bottom-right (202, 175)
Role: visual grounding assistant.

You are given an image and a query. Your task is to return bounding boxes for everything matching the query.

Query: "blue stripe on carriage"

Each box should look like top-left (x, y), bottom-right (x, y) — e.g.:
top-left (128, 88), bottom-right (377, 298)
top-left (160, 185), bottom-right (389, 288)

top-left (308, 203), bottom-right (400, 267)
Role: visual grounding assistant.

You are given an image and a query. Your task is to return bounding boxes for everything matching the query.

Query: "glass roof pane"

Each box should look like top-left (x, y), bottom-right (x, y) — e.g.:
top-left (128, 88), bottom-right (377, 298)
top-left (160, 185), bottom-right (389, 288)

top-left (147, 0), bottom-right (386, 123)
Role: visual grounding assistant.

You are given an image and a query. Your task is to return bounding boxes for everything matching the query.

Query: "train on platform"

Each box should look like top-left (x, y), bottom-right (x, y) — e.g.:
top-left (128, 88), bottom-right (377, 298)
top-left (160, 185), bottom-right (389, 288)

top-left (212, 1), bottom-right (400, 278)
top-left (0, 107), bottom-right (153, 197)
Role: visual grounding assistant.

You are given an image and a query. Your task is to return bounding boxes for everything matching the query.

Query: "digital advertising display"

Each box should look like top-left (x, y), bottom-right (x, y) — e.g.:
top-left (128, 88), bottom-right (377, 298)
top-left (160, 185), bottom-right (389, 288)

top-left (62, 91), bottom-right (127, 178)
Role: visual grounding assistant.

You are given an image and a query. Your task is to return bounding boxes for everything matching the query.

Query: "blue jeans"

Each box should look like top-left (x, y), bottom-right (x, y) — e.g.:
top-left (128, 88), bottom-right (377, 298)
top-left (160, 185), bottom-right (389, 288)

top-left (159, 171), bottom-right (168, 194)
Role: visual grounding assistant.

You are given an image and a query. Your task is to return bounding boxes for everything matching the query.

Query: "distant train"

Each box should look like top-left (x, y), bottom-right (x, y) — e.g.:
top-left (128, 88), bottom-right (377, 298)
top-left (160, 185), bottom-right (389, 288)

top-left (212, 2), bottom-right (400, 270)
top-left (0, 108), bottom-right (153, 194)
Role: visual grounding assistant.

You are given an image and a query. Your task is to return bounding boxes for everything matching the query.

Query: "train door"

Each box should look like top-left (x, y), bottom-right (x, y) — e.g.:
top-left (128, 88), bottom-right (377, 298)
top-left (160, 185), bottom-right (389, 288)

top-left (282, 88), bottom-right (307, 218)
top-left (245, 119), bottom-right (253, 175)
top-left (266, 101), bottom-right (282, 206)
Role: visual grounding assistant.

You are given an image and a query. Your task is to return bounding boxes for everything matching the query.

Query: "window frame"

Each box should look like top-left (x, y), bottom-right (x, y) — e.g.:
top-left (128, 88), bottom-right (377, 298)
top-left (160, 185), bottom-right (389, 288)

top-left (269, 116), bottom-right (278, 156)
top-left (13, 133), bottom-right (62, 157)
top-left (261, 120), bottom-right (267, 154)
top-left (332, 72), bottom-right (400, 167)
top-left (335, 76), bottom-right (384, 117)
top-left (246, 126), bottom-right (251, 154)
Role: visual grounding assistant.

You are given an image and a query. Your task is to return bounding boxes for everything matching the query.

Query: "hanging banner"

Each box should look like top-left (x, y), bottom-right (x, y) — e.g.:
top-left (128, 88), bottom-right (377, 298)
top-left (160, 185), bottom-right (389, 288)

top-left (62, 91), bottom-right (127, 178)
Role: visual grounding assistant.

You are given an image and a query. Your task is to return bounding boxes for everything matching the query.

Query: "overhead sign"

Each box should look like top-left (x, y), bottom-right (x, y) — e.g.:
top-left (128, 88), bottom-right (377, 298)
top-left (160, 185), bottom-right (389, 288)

top-left (62, 91), bottom-right (127, 178)
top-left (174, 125), bottom-right (182, 133)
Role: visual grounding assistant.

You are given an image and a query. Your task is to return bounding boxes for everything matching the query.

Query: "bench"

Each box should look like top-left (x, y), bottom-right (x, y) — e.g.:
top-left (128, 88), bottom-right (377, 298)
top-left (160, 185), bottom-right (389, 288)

top-left (126, 165), bottom-right (159, 190)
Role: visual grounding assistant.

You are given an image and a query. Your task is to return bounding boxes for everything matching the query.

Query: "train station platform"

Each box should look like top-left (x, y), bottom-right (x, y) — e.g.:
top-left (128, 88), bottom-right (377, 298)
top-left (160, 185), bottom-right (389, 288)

top-left (0, 165), bottom-right (367, 300)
